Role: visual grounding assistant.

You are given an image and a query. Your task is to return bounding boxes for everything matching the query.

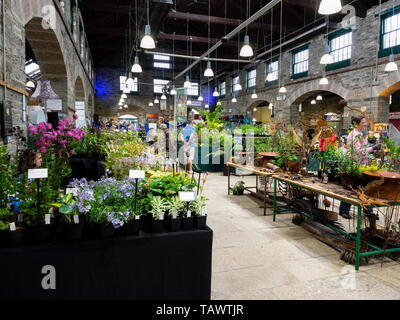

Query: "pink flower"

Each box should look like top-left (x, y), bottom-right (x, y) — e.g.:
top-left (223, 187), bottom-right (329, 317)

top-left (66, 131), bottom-right (74, 137)
top-left (65, 117), bottom-right (72, 124)
top-left (40, 146), bottom-right (46, 153)
top-left (73, 114), bottom-right (78, 120)
top-left (70, 149), bottom-right (75, 155)
top-left (60, 140), bottom-right (68, 149)
top-left (67, 152), bottom-right (70, 158)
top-left (46, 123), bottom-right (53, 130)
top-left (57, 150), bottom-right (61, 156)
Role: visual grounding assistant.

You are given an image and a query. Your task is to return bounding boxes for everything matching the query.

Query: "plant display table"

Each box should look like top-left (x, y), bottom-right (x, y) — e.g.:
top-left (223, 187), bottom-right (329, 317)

top-left (227, 162), bottom-right (275, 216)
top-left (0, 227), bottom-right (213, 300)
top-left (272, 175), bottom-right (400, 271)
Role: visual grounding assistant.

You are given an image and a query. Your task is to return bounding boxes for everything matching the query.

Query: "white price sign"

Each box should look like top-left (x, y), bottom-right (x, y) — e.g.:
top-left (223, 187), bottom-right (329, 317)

top-left (45, 214), bottom-right (51, 225)
top-left (129, 170), bottom-right (146, 179)
top-left (202, 207), bottom-right (206, 216)
top-left (66, 188), bottom-right (78, 196)
top-left (179, 192), bottom-right (196, 202)
top-left (9, 222), bottom-right (16, 231)
top-left (135, 215), bottom-right (140, 220)
top-left (28, 169), bottom-right (48, 179)
top-left (159, 212), bottom-right (165, 221)
top-left (73, 215), bottom-right (79, 224)
top-left (187, 210), bottom-right (192, 218)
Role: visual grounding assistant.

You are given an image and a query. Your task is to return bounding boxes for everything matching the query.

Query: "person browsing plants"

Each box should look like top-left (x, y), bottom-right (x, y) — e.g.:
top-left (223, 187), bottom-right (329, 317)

top-left (180, 120), bottom-right (196, 174)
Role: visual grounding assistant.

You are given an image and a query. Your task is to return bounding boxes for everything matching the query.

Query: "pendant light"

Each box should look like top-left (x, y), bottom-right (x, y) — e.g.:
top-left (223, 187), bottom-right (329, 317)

top-left (140, 0), bottom-right (155, 49)
top-left (118, 101), bottom-right (123, 106)
top-left (204, 61), bottom-right (214, 77)
top-left (187, 100), bottom-right (191, 106)
top-left (205, 104), bottom-right (209, 109)
top-left (279, 81), bottom-right (287, 93)
top-left (121, 93), bottom-right (128, 99)
top-left (131, 56), bottom-right (142, 73)
top-left (124, 104), bottom-right (128, 108)
top-left (26, 80), bottom-right (36, 88)
top-left (311, 99), bottom-right (316, 105)
top-left (253, 108), bottom-right (257, 111)
top-left (251, 91), bottom-right (258, 99)
top-left (240, 1), bottom-right (253, 58)
top-left (317, 95), bottom-right (323, 101)
top-left (232, 97), bottom-right (237, 103)
top-left (184, 75), bottom-right (191, 88)
top-left (236, 83), bottom-right (242, 91)
top-left (149, 102), bottom-right (153, 107)
top-left (320, 72), bottom-right (329, 85)
top-left (318, 0), bottom-right (342, 15)
top-left (170, 88), bottom-right (177, 96)
top-left (161, 93), bottom-right (167, 100)
top-left (320, 45), bottom-right (333, 65)
top-left (198, 95), bottom-right (203, 102)
top-left (119, 106), bottom-right (123, 110)
top-left (154, 97), bottom-right (159, 104)
top-left (126, 72), bottom-right (134, 86)
top-left (213, 88), bottom-right (220, 97)
top-left (385, 54), bottom-right (398, 72)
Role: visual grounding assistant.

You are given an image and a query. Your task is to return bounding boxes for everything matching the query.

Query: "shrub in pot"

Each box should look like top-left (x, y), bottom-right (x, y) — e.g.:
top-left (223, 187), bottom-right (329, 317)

top-left (230, 181), bottom-right (245, 195)
top-left (165, 196), bottom-right (184, 232)
top-left (190, 196), bottom-right (208, 229)
top-left (149, 196), bottom-right (168, 233)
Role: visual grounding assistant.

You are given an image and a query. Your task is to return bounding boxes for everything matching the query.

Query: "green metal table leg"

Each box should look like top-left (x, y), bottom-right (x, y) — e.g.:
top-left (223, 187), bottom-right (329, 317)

top-left (273, 178), bottom-right (277, 222)
top-left (355, 205), bottom-right (362, 271)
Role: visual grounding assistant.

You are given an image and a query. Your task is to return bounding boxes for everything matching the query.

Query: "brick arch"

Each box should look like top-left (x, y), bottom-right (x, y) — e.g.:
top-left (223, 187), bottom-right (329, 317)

top-left (286, 78), bottom-right (351, 106)
top-left (377, 71), bottom-right (400, 97)
top-left (74, 76), bottom-right (85, 101)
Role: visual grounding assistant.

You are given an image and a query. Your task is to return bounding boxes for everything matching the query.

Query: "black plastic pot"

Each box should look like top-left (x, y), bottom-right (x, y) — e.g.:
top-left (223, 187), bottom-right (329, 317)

top-left (194, 215), bottom-right (207, 229)
top-left (84, 222), bottom-right (99, 240)
top-left (151, 219), bottom-right (164, 233)
top-left (31, 224), bottom-right (53, 244)
top-left (65, 222), bottom-right (85, 241)
top-left (165, 217), bottom-right (182, 232)
top-left (99, 223), bottom-right (115, 240)
top-left (182, 217), bottom-right (194, 230)
top-left (232, 189), bottom-right (244, 195)
top-left (123, 219), bottom-right (141, 236)
top-left (3, 228), bottom-right (26, 246)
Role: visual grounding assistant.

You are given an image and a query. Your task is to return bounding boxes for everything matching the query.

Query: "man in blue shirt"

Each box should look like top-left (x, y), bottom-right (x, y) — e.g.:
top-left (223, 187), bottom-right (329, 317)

top-left (180, 120), bottom-right (196, 174)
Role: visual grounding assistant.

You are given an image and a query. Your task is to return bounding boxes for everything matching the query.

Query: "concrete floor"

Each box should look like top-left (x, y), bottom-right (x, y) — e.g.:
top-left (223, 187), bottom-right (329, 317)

top-left (202, 173), bottom-right (400, 300)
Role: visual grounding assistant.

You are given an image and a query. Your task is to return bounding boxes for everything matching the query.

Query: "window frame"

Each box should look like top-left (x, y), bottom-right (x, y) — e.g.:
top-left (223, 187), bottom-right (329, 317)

top-left (219, 81), bottom-right (226, 99)
top-left (185, 81), bottom-right (199, 98)
top-left (265, 57), bottom-right (279, 87)
top-left (153, 54), bottom-right (172, 69)
top-left (326, 29), bottom-right (352, 72)
top-left (291, 44), bottom-right (309, 80)
top-left (246, 67), bottom-right (257, 91)
top-left (120, 75), bottom-right (139, 95)
top-left (232, 74), bottom-right (241, 94)
top-left (379, 6), bottom-right (400, 58)
top-left (153, 77), bottom-right (170, 95)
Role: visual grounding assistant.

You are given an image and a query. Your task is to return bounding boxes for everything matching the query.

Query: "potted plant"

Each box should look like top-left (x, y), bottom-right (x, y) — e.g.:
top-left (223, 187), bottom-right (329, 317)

top-left (149, 196), bottom-right (168, 233)
top-left (0, 208), bottom-right (26, 246)
top-left (181, 202), bottom-right (195, 230)
top-left (165, 196), bottom-right (184, 232)
top-left (191, 196), bottom-right (208, 229)
top-left (230, 181), bottom-right (245, 195)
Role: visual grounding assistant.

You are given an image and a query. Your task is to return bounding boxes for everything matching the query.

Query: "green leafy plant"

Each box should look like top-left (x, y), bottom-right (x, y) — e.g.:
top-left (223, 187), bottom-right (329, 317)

top-left (0, 145), bottom-right (19, 208)
top-left (167, 196), bottom-right (185, 218)
top-left (190, 195), bottom-right (208, 216)
top-left (230, 181), bottom-right (245, 195)
top-left (271, 131), bottom-right (298, 170)
top-left (50, 193), bottom-right (78, 224)
top-left (149, 196), bottom-right (168, 220)
top-left (383, 138), bottom-right (400, 172)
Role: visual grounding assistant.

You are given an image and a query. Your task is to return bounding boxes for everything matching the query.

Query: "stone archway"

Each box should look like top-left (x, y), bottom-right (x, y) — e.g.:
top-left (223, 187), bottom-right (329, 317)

top-left (25, 17), bottom-right (68, 112)
top-left (245, 100), bottom-right (272, 124)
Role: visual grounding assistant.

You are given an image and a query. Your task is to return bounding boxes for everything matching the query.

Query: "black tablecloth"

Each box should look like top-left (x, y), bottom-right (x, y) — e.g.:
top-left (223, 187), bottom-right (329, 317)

top-left (0, 227), bottom-right (213, 300)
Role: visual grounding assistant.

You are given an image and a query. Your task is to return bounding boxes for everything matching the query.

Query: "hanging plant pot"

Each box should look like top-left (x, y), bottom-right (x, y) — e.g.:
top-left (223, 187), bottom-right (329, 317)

top-left (123, 218), bottom-right (141, 236)
top-left (194, 215), bottom-right (207, 229)
top-left (182, 217), bottom-right (194, 230)
top-left (99, 223), bottom-right (115, 240)
top-left (31, 224), bottom-right (53, 244)
top-left (3, 227), bottom-right (26, 246)
top-left (65, 222), bottom-right (85, 241)
top-left (165, 216), bottom-right (182, 232)
top-left (151, 219), bottom-right (164, 233)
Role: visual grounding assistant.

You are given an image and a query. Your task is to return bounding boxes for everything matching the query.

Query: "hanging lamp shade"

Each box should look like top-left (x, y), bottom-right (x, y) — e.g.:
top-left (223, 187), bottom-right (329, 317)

top-left (170, 88), bottom-right (177, 96)
top-left (187, 100), bottom-right (191, 106)
top-left (205, 104), bottom-right (209, 109)
top-left (213, 89), bottom-right (220, 97)
top-left (279, 85), bottom-right (287, 94)
top-left (154, 98), bottom-right (159, 104)
top-left (385, 54), bottom-right (398, 72)
top-left (320, 45), bottom-right (333, 64)
top-left (30, 80), bottom-right (60, 101)
top-left (131, 56), bottom-right (143, 73)
top-left (121, 93), bottom-right (128, 99)
top-left (119, 106), bottom-right (123, 110)
top-left (236, 83), bottom-right (242, 91)
top-left (118, 101), bottom-right (123, 106)
top-left (184, 75), bottom-right (191, 88)
top-left (253, 108), bottom-right (257, 111)
top-left (320, 72), bottom-right (329, 85)
top-left (311, 99), bottom-right (317, 105)
top-left (198, 95), bottom-right (203, 102)
top-left (204, 61), bottom-right (214, 77)
top-left (149, 102), bottom-right (154, 107)
top-left (316, 95), bottom-right (323, 101)
top-left (251, 92), bottom-right (258, 99)
top-left (26, 80), bottom-right (36, 89)
top-left (140, 24), bottom-right (156, 49)
top-left (240, 35), bottom-right (254, 58)
top-left (124, 104), bottom-right (128, 108)
top-left (318, 0), bottom-right (342, 15)
top-left (232, 97), bottom-right (237, 103)
top-left (126, 73), bottom-right (135, 86)
top-left (161, 94), bottom-right (167, 100)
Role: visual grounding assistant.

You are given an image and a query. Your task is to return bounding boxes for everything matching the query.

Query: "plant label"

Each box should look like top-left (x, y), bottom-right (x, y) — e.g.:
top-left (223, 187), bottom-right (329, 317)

top-left (73, 215), bottom-right (79, 224)
top-left (6, 203), bottom-right (10, 208)
top-left (66, 188), bottom-right (78, 196)
top-left (45, 214), bottom-right (51, 225)
top-left (28, 168), bottom-right (48, 179)
top-left (187, 211), bottom-right (191, 218)
top-left (49, 207), bottom-right (54, 216)
top-left (323, 173), bottom-right (329, 184)
top-left (159, 212), bottom-right (165, 221)
top-left (173, 210), bottom-right (177, 219)
top-left (18, 214), bottom-right (23, 223)
top-left (202, 208), bottom-right (206, 216)
top-left (135, 215), bottom-right (140, 220)
top-left (129, 170), bottom-right (145, 179)
top-left (179, 191), bottom-right (196, 202)
top-left (9, 222), bottom-right (16, 231)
